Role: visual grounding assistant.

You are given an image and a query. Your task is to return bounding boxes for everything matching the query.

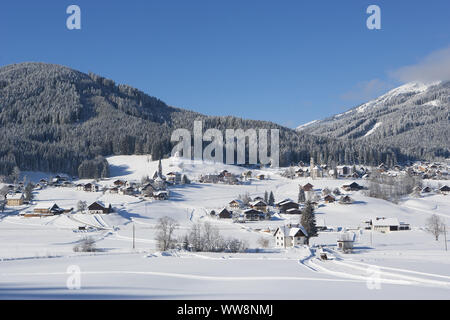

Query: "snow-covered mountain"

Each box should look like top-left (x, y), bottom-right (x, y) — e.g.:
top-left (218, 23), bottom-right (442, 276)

top-left (296, 81), bottom-right (450, 159)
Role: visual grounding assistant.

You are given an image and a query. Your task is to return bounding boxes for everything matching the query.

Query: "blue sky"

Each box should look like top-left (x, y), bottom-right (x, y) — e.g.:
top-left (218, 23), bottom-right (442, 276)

top-left (1, 1), bottom-right (449, 127)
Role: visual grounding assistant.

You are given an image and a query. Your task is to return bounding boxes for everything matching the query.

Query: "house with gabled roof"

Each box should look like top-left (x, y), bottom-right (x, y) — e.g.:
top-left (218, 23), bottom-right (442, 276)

top-left (273, 225), bottom-right (308, 248)
top-left (249, 200), bottom-right (268, 212)
top-left (87, 201), bottom-right (113, 214)
top-left (5, 193), bottom-right (24, 206)
top-left (33, 202), bottom-right (63, 216)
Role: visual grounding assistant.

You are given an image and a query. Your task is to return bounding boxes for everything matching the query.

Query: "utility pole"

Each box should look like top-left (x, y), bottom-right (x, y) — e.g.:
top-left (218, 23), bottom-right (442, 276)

top-left (444, 224), bottom-right (448, 252)
top-left (132, 222), bottom-right (135, 250)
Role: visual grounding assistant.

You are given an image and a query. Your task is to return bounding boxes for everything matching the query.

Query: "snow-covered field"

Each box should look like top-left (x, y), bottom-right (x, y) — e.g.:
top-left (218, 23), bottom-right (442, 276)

top-left (1, 156), bottom-right (449, 299)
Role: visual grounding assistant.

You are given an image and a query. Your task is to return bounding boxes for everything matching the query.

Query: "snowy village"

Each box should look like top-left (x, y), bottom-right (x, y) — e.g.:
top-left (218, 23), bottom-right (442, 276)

top-left (0, 154), bottom-right (449, 299)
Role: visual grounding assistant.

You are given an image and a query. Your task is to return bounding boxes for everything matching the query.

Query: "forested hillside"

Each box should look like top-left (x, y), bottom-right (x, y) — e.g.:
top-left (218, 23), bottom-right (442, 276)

top-left (0, 62), bottom-right (435, 178)
top-left (297, 82), bottom-right (450, 161)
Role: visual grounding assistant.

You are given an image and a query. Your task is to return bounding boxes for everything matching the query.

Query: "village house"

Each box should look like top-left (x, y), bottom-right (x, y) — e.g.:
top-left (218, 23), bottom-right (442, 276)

top-left (273, 225), bottom-right (308, 248)
top-left (324, 195), bottom-right (336, 203)
top-left (87, 201), bottom-right (113, 214)
top-left (440, 185), bottom-right (450, 195)
top-left (113, 180), bottom-right (126, 187)
top-left (166, 172), bottom-right (182, 185)
top-left (249, 200), bottom-right (268, 213)
top-left (275, 199), bottom-right (292, 207)
top-left (285, 208), bottom-right (302, 215)
top-left (5, 193), bottom-right (24, 206)
top-left (83, 183), bottom-right (99, 192)
top-left (242, 209), bottom-right (265, 221)
top-left (278, 200), bottom-right (299, 213)
top-left (241, 171), bottom-right (252, 180)
top-left (312, 166), bottom-right (323, 178)
top-left (141, 183), bottom-right (156, 198)
top-left (295, 168), bottom-right (305, 177)
top-left (337, 233), bottom-right (354, 253)
top-left (422, 186), bottom-right (433, 193)
top-left (229, 199), bottom-right (243, 210)
top-left (153, 190), bottom-right (169, 200)
top-left (199, 174), bottom-right (219, 184)
top-left (302, 183), bottom-right (314, 192)
top-left (342, 182), bottom-right (364, 192)
top-left (339, 195), bottom-right (354, 205)
top-left (256, 174), bottom-right (265, 180)
top-left (371, 217), bottom-right (410, 233)
top-left (119, 186), bottom-right (135, 196)
top-left (109, 187), bottom-right (119, 194)
top-left (336, 165), bottom-right (352, 177)
top-left (218, 208), bottom-right (233, 219)
top-left (32, 203), bottom-right (64, 216)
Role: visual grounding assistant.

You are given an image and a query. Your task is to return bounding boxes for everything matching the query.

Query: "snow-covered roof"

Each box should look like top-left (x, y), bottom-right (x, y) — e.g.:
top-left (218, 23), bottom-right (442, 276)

top-left (34, 202), bottom-right (58, 210)
top-left (372, 218), bottom-right (399, 227)
top-left (6, 193), bottom-right (24, 200)
top-left (275, 225), bottom-right (308, 238)
top-left (250, 200), bottom-right (267, 206)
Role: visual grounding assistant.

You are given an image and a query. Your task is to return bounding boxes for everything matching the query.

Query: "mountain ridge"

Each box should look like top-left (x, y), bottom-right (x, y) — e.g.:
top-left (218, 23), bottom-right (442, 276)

top-left (296, 81), bottom-right (450, 159)
top-left (0, 62), bottom-right (444, 178)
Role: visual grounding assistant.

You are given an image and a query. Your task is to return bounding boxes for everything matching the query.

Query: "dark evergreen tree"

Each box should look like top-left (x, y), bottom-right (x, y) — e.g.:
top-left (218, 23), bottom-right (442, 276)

top-left (300, 201), bottom-right (318, 245)
top-left (298, 188), bottom-right (306, 203)
top-left (268, 191), bottom-right (275, 206)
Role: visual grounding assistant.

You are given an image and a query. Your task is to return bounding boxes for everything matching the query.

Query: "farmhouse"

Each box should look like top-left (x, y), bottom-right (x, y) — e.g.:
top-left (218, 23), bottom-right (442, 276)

top-left (370, 218), bottom-right (410, 232)
top-left (324, 195), bottom-right (336, 203)
top-left (166, 172), bottom-right (182, 184)
top-left (273, 225), bottom-right (308, 248)
top-left (249, 200), bottom-right (268, 213)
top-left (302, 183), bottom-right (314, 192)
top-left (119, 186), bottom-right (135, 196)
top-left (33, 203), bottom-right (63, 216)
top-left (229, 199), bottom-right (243, 209)
top-left (153, 190), bottom-right (169, 200)
top-left (285, 208), bottom-right (302, 215)
top-left (113, 180), bottom-right (126, 187)
top-left (83, 183), bottom-right (99, 192)
top-left (241, 171), bottom-right (252, 179)
top-left (5, 193), bottom-right (24, 206)
top-left (242, 209), bottom-right (265, 221)
top-left (440, 185), bottom-right (450, 195)
top-left (339, 195), bottom-right (354, 205)
top-left (275, 199), bottom-right (292, 207)
top-left (218, 208), bottom-right (233, 219)
top-left (87, 201), bottom-right (113, 214)
top-left (342, 182), bottom-right (364, 191)
top-left (278, 200), bottom-right (299, 213)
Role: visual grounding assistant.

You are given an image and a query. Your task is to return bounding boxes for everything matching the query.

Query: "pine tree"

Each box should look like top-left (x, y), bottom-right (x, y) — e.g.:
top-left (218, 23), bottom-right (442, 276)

top-left (268, 191), bottom-right (275, 206)
top-left (24, 183), bottom-right (34, 201)
top-left (158, 158), bottom-right (163, 177)
top-left (298, 188), bottom-right (306, 203)
top-left (264, 191), bottom-right (269, 203)
top-left (300, 201), bottom-right (318, 245)
top-left (182, 174), bottom-right (191, 184)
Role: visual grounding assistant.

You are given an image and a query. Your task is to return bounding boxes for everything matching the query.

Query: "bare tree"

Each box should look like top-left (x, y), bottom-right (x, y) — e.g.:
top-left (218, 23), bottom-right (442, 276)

top-left (73, 236), bottom-right (97, 252)
top-left (77, 200), bottom-right (87, 213)
top-left (426, 214), bottom-right (446, 241)
top-left (257, 237), bottom-right (270, 248)
top-left (155, 216), bottom-right (178, 251)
